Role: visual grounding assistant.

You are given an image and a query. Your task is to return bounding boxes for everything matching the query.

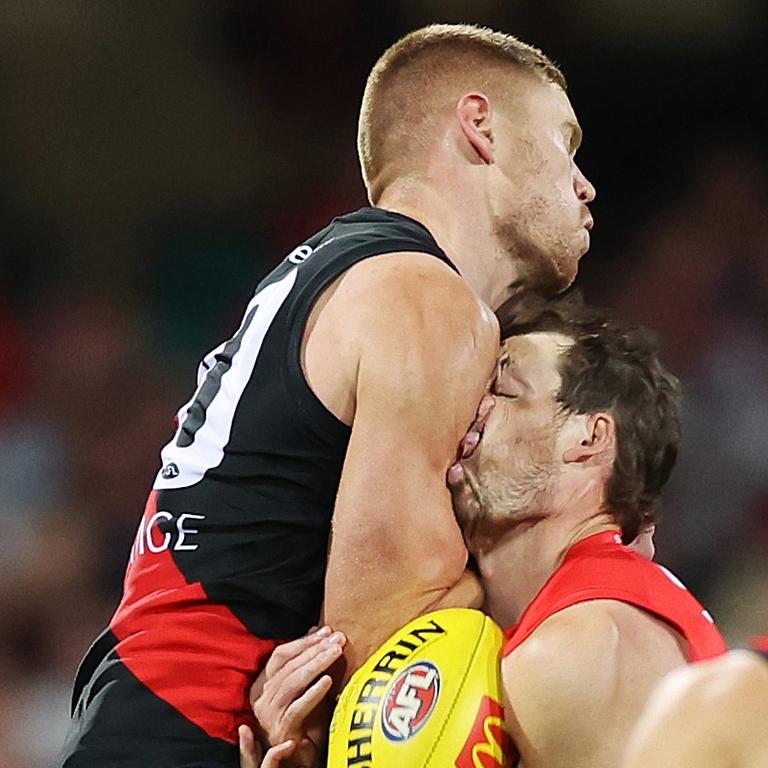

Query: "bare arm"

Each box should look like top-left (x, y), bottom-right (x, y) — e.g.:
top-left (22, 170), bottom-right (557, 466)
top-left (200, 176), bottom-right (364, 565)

top-left (622, 651), bottom-right (768, 768)
top-left (311, 252), bottom-right (499, 677)
top-left (502, 600), bottom-right (687, 768)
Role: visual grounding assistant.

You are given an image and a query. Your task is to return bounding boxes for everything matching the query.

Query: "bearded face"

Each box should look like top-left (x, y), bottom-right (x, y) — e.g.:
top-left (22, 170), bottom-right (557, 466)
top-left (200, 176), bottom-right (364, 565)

top-left (457, 332), bottom-right (573, 537)
top-left (489, 80), bottom-right (595, 295)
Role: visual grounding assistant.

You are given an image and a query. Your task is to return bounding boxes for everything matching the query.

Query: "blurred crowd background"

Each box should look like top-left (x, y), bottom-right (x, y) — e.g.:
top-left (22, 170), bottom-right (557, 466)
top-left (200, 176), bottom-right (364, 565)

top-left (0, 1), bottom-right (766, 765)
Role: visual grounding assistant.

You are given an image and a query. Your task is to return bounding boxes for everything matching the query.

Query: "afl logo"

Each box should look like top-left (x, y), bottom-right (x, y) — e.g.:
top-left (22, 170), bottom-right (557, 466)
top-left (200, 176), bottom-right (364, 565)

top-left (381, 661), bottom-right (440, 742)
top-left (161, 462), bottom-right (179, 480)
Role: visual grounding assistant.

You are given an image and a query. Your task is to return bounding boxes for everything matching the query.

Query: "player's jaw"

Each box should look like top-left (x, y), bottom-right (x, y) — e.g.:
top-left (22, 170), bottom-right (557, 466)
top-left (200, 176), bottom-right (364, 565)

top-left (451, 332), bottom-right (571, 546)
top-left (491, 210), bottom-right (589, 296)
top-left (456, 404), bottom-right (562, 543)
top-left (488, 83), bottom-right (595, 294)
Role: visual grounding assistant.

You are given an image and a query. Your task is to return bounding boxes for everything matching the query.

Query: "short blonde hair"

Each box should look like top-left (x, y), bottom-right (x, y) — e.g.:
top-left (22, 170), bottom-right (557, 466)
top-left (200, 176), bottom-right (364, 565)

top-left (358, 24), bottom-right (566, 201)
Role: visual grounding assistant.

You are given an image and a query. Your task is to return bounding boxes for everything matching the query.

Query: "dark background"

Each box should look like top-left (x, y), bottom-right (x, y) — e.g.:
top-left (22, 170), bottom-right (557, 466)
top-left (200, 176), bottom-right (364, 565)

top-left (1, 2), bottom-right (766, 764)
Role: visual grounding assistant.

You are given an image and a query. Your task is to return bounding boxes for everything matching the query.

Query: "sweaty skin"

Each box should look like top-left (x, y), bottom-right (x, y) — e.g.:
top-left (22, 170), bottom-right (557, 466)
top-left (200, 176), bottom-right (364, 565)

top-left (622, 651), bottom-right (768, 768)
top-left (310, 71), bottom-right (594, 680)
top-left (307, 252), bottom-right (498, 677)
top-left (244, 314), bottom-right (699, 768)
top-left (502, 600), bottom-right (687, 768)
top-left (455, 330), bottom-right (717, 768)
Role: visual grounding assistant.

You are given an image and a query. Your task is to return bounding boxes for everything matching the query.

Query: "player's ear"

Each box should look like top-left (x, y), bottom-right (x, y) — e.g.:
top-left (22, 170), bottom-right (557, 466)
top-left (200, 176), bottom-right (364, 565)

top-left (562, 413), bottom-right (616, 466)
top-left (456, 93), bottom-right (494, 164)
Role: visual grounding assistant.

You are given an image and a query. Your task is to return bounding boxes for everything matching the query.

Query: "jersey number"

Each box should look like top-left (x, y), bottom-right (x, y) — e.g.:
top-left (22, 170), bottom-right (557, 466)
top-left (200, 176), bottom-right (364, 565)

top-left (154, 267), bottom-right (298, 490)
top-left (176, 304), bottom-right (258, 448)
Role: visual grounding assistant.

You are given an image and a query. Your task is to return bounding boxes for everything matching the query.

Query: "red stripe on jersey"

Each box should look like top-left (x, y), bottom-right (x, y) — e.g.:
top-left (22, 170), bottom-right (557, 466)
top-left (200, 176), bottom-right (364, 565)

top-left (503, 531), bottom-right (727, 662)
top-left (110, 491), bottom-right (277, 743)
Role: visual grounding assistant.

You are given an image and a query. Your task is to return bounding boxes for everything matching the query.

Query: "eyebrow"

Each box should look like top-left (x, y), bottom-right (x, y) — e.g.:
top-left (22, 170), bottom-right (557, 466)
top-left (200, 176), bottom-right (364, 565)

top-left (563, 120), bottom-right (583, 152)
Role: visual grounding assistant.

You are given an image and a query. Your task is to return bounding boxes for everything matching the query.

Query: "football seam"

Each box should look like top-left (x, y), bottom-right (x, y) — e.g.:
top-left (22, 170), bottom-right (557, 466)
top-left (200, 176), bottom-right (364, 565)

top-left (422, 614), bottom-right (489, 767)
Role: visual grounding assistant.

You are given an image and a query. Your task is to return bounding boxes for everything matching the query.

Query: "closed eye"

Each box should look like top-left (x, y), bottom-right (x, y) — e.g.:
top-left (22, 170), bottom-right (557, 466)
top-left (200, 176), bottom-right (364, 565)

top-left (493, 378), bottom-right (524, 399)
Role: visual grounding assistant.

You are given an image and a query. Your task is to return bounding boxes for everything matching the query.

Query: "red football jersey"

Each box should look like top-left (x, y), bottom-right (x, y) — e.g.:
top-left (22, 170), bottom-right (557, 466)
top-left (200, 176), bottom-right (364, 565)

top-left (503, 531), bottom-right (727, 661)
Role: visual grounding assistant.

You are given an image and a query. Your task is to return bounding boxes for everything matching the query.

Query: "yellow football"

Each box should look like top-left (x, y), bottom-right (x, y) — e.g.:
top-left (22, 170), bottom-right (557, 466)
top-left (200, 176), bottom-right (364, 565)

top-left (327, 608), bottom-right (511, 768)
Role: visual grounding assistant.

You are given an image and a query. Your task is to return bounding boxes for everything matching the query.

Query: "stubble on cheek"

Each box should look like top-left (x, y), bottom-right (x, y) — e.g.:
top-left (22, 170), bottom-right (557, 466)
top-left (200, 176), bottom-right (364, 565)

top-left (469, 420), bottom-right (559, 525)
top-left (497, 193), bottom-right (576, 295)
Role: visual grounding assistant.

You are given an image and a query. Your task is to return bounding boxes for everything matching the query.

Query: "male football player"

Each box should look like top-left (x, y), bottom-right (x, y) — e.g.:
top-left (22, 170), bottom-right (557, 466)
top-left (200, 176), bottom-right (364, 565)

top-left (450, 293), bottom-right (727, 768)
top-left (61, 23), bottom-right (595, 767)
top-left (244, 294), bottom-right (727, 767)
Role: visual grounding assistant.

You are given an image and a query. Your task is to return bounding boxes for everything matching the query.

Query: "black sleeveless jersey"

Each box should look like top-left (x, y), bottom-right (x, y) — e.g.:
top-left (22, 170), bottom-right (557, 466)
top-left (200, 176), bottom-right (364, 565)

top-left (60, 207), bottom-right (455, 767)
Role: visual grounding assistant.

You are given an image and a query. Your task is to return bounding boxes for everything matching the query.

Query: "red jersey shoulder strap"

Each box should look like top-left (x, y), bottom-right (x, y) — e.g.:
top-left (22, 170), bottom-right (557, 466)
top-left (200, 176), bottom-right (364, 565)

top-left (503, 532), bottom-right (727, 662)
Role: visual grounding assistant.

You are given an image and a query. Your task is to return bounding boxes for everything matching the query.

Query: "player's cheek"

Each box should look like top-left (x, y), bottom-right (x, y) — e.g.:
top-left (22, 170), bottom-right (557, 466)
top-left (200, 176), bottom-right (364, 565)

top-left (474, 413), bottom-right (517, 472)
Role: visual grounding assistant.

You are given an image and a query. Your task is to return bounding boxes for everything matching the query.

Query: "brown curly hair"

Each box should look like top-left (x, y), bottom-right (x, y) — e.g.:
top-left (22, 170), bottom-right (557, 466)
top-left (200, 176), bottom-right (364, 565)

top-left (496, 291), bottom-right (682, 542)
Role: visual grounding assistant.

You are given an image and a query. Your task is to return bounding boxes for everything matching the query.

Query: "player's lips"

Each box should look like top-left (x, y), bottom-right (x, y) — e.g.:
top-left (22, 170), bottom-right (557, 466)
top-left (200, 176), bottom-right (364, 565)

top-left (583, 216), bottom-right (594, 231)
top-left (458, 394), bottom-right (494, 460)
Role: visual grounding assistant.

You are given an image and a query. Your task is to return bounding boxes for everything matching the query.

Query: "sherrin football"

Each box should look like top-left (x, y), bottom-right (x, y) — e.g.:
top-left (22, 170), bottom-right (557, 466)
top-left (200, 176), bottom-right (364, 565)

top-left (327, 608), bottom-right (511, 767)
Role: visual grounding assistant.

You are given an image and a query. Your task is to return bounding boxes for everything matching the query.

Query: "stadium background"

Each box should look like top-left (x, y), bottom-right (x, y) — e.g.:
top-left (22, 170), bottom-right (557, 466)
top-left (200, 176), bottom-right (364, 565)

top-left (0, 2), bottom-right (765, 765)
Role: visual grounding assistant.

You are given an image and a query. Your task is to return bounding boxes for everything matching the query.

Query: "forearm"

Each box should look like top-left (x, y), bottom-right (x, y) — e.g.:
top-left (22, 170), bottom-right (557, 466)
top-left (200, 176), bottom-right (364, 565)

top-left (324, 559), bottom-right (480, 681)
top-left (428, 568), bottom-right (483, 611)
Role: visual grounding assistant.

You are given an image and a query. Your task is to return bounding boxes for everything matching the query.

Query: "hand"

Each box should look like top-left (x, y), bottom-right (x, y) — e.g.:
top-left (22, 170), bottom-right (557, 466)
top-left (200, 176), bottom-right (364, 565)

top-left (250, 626), bottom-right (346, 768)
top-left (238, 726), bottom-right (296, 768)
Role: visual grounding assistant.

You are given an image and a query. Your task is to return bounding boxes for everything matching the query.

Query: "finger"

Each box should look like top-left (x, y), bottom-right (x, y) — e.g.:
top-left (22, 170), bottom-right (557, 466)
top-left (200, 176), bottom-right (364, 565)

top-left (272, 635), bottom-right (345, 708)
top-left (254, 636), bottom-right (341, 741)
top-left (265, 628), bottom-right (332, 676)
top-left (261, 740), bottom-right (296, 768)
top-left (238, 724), bottom-right (263, 768)
top-left (282, 674), bottom-right (334, 727)
top-left (267, 631), bottom-right (345, 694)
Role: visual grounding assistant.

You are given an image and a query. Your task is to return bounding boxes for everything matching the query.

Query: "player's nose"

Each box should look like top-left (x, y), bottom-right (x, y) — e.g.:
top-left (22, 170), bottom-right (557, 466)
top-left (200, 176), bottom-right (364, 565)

top-left (575, 165), bottom-right (596, 204)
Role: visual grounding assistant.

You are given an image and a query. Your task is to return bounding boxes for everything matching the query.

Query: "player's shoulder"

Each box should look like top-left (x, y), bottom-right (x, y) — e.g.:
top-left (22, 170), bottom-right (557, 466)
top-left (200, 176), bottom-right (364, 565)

top-left (504, 597), bottom-right (683, 691)
top-left (345, 249), bottom-right (480, 305)
top-left (704, 648), bottom-right (768, 681)
top-left (337, 250), bottom-right (499, 343)
top-left (628, 649), bottom-right (765, 760)
top-left (503, 601), bottom-right (619, 693)
top-left (500, 599), bottom-right (631, 765)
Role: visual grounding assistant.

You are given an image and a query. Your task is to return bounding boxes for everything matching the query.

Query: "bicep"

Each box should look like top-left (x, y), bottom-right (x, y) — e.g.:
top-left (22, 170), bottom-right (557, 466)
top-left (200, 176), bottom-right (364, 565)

top-left (321, 254), bottom-right (498, 667)
top-left (335, 313), bottom-right (492, 570)
top-left (502, 641), bottom-right (605, 768)
top-left (502, 604), bottom-right (657, 768)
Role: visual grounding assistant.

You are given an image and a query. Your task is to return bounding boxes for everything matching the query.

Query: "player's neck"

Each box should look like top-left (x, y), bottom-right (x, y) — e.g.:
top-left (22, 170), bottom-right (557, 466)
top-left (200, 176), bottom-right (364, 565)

top-left (375, 181), bottom-right (520, 309)
top-left (476, 508), bottom-right (618, 629)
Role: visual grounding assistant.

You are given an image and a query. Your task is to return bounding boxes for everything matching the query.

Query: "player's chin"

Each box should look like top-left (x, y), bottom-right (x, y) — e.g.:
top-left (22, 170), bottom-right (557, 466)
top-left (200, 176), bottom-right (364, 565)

top-left (547, 257), bottom-right (579, 294)
top-left (524, 240), bottom-right (582, 295)
top-left (555, 236), bottom-right (588, 291)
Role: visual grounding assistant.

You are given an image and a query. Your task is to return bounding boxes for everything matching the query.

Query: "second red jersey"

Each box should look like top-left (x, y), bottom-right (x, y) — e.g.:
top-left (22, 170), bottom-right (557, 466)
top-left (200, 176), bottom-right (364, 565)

top-left (503, 531), bottom-right (727, 661)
